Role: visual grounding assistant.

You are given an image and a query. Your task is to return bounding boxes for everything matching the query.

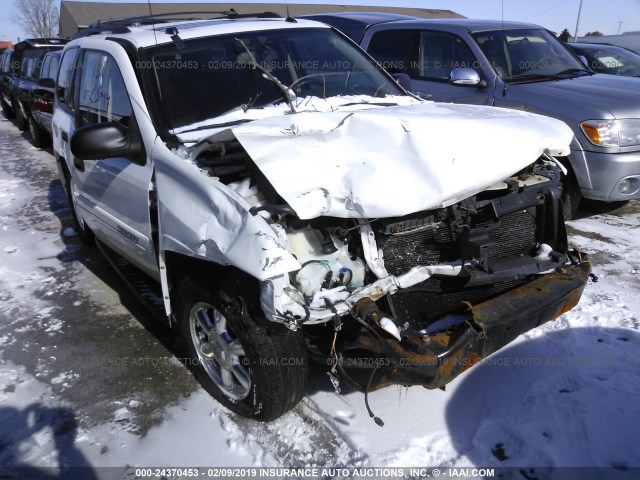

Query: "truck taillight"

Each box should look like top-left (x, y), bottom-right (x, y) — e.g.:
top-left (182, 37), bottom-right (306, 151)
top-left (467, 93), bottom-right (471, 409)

top-left (34, 98), bottom-right (51, 113)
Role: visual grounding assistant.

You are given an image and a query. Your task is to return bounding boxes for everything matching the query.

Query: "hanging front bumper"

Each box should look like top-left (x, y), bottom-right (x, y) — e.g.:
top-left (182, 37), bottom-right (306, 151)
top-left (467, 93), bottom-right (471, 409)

top-left (340, 260), bottom-right (592, 390)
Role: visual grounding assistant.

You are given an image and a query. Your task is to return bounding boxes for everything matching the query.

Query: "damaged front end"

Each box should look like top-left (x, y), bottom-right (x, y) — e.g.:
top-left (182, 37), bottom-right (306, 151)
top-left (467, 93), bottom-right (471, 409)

top-left (183, 134), bottom-right (591, 393)
top-left (252, 156), bottom-right (591, 392)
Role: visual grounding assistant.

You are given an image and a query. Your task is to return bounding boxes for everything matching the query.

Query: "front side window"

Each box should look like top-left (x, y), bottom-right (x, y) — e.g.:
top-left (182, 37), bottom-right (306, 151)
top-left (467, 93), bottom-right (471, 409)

top-left (77, 51), bottom-right (132, 127)
top-left (418, 31), bottom-right (478, 81)
top-left (57, 47), bottom-right (79, 110)
top-left (143, 28), bottom-right (404, 132)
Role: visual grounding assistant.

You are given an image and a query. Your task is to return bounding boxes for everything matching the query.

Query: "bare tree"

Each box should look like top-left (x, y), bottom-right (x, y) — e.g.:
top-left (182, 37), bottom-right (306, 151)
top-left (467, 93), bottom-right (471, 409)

top-left (14, 0), bottom-right (59, 38)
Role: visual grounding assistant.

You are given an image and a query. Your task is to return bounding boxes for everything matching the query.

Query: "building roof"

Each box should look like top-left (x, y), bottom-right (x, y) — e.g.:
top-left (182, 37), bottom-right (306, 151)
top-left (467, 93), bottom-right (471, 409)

top-left (59, 1), bottom-right (464, 38)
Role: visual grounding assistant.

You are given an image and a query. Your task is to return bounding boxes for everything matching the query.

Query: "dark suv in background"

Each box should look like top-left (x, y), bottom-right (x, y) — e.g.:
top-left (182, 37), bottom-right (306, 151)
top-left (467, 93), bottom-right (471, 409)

top-left (0, 38), bottom-right (66, 132)
top-left (24, 50), bottom-right (61, 147)
top-left (0, 48), bottom-right (16, 117)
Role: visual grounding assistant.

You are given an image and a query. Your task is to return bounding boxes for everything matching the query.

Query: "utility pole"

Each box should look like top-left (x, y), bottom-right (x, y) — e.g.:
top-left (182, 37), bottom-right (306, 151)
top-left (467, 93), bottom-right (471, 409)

top-left (573, 0), bottom-right (584, 42)
top-left (617, 21), bottom-right (623, 35)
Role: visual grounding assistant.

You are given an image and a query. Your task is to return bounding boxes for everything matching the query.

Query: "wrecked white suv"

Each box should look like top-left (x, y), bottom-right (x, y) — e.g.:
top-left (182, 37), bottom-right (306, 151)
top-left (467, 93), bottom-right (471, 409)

top-left (52, 12), bottom-right (591, 421)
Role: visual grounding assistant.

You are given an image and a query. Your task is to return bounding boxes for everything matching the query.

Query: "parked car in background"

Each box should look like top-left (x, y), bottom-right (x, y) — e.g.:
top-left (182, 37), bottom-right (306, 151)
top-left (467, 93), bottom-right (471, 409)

top-left (303, 13), bottom-right (640, 219)
top-left (6, 38), bottom-right (66, 131)
top-left (0, 48), bottom-right (16, 117)
top-left (51, 12), bottom-right (589, 421)
top-left (24, 50), bottom-right (61, 147)
top-left (568, 42), bottom-right (640, 77)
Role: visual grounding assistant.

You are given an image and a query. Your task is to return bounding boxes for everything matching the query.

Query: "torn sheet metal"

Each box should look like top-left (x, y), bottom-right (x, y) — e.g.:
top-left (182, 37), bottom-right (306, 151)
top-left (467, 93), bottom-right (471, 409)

top-left (202, 100), bottom-right (573, 219)
top-left (151, 138), bottom-right (300, 281)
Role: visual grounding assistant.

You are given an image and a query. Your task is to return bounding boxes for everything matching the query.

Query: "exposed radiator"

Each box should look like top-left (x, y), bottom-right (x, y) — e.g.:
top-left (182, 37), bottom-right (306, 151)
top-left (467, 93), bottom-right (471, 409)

top-left (376, 208), bottom-right (537, 326)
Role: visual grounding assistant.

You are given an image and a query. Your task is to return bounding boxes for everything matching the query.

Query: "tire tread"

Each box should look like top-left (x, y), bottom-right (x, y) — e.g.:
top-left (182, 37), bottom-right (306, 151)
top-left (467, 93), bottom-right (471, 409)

top-left (177, 275), bottom-right (308, 421)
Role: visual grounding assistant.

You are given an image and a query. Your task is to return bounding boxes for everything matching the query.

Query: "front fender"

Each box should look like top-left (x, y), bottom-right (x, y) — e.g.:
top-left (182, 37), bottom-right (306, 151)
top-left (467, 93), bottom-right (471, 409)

top-left (152, 138), bottom-right (300, 283)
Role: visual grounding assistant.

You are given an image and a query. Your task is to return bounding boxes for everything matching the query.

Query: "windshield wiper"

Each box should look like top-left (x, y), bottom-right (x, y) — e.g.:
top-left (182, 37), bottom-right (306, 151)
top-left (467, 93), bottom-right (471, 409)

top-left (554, 68), bottom-right (593, 77)
top-left (339, 102), bottom-right (398, 107)
top-left (177, 119), bottom-right (252, 134)
top-left (507, 73), bottom-right (556, 83)
top-left (243, 97), bottom-right (286, 111)
top-left (508, 68), bottom-right (593, 83)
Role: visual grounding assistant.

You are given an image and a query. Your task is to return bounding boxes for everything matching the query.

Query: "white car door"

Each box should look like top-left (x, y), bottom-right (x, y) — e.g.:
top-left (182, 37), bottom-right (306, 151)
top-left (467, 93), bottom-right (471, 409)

top-left (67, 48), bottom-right (158, 277)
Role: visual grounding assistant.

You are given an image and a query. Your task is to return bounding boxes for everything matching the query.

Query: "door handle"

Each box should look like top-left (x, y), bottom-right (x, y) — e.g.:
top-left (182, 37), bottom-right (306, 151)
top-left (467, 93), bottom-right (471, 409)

top-left (61, 131), bottom-right (68, 141)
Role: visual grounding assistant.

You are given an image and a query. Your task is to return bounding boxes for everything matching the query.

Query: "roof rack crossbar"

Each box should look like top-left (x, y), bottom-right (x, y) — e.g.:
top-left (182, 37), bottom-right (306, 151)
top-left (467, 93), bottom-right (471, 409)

top-left (73, 10), bottom-right (282, 39)
top-left (89, 10), bottom-right (281, 29)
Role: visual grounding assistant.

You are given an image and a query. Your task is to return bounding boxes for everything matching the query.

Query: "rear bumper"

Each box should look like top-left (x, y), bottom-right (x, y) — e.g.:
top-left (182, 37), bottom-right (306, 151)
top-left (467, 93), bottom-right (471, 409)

top-left (32, 111), bottom-right (52, 134)
top-left (345, 260), bottom-right (591, 390)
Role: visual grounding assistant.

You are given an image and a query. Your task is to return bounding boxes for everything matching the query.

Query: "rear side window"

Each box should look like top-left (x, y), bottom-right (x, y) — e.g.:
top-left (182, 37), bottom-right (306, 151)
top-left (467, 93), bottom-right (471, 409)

top-left (57, 47), bottom-right (79, 110)
top-left (77, 50), bottom-right (132, 127)
top-left (0, 51), bottom-right (12, 73)
top-left (20, 50), bottom-right (45, 80)
top-left (368, 30), bottom-right (419, 74)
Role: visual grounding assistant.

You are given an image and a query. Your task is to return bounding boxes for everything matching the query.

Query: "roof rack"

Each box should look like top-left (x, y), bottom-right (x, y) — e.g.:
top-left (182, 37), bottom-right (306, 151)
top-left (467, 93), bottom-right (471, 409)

top-left (72, 10), bottom-right (282, 39)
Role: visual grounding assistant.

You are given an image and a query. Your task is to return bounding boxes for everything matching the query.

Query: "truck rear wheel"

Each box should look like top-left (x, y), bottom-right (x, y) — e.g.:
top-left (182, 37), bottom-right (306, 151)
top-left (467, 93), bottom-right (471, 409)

top-left (1, 98), bottom-right (14, 118)
top-left (14, 101), bottom-right (28, 131)
top-left (176, 274), bottom-right (308, 421)
top-left (28, 114), bottom-right (49, 148)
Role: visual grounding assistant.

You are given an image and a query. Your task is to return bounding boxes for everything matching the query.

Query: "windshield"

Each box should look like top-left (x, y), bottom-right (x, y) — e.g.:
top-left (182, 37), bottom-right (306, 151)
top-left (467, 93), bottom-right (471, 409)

top-left (473, 28), bottom-right (586, 82)
top-left (577, 46), bottom-right (640, 77)
top-left (144, 27), bottom-right (404, 131)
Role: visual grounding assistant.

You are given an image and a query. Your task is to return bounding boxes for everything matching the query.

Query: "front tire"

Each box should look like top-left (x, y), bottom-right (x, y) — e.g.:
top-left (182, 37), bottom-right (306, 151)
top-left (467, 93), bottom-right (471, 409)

top-left (65, 173), bottom-right (94, 244)
top-left (561, 168), bottom-right (582, 220)
top-left (177, 275), bottom-right (308, 421)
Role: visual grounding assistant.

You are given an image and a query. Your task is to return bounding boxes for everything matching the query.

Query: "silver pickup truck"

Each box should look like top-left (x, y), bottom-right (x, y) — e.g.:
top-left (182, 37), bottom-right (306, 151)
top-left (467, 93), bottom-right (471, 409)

top-left (303, 14), bottom-right (640, 219)
top-left (52, 12), bottom-right (590, 421)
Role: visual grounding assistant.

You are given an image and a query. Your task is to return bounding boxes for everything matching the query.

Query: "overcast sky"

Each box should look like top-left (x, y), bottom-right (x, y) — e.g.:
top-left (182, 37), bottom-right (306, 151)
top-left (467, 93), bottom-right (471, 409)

top-left (1, 0), bottom-right (639, 43)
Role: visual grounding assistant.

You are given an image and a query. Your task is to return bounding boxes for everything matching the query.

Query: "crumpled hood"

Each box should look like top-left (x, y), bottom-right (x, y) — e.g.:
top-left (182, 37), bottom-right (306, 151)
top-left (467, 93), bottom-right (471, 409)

top-left (201, 100), bottom-right (573, 219)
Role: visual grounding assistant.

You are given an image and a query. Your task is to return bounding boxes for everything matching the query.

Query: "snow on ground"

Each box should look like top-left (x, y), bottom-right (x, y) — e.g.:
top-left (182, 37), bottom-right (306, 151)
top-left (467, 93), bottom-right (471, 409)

top-left (0, 117), bottom-right (639, 478)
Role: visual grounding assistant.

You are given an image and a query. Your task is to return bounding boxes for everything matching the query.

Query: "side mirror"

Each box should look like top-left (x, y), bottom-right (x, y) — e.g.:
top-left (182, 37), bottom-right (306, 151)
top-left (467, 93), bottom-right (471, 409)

top-left (578, 55), bottom-right (589, 66)
top-left (391, 72), bottom-right (412, 91)
top-left (71, 122), bottom-right (143, 162)
top-left (38, 77), bottom-right (55, 88)
top-left (449, 67), bottom-right (486, 87)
